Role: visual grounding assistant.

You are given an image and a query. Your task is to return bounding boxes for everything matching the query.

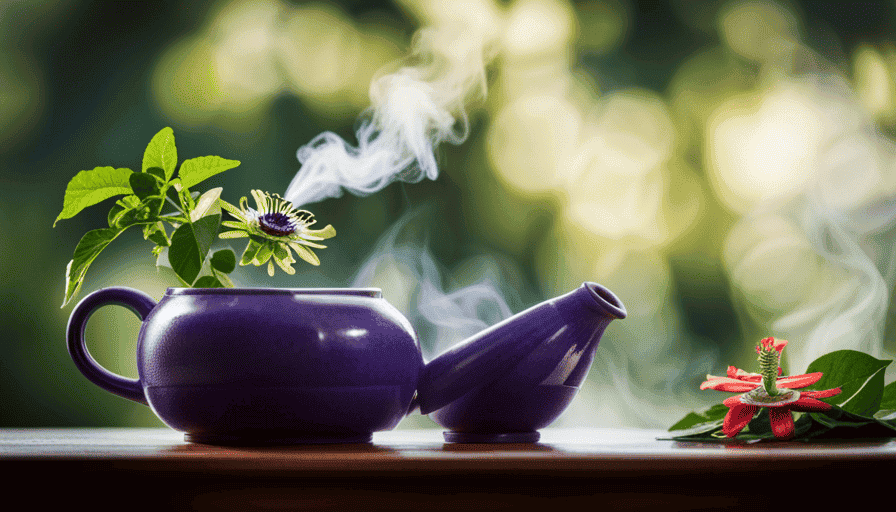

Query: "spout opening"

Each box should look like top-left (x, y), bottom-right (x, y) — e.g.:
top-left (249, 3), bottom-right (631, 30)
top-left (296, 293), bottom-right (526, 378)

top-left (583, 282), bottom-right (626, 319)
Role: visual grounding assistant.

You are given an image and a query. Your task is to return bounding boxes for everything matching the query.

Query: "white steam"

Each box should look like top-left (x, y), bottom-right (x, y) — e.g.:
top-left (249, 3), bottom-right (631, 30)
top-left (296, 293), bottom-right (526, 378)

top-left (351, 209), bottom-right (517, 360)
top-left (725, 65), bottom-right (896, 373)
top-left (285, 27), bottom-right (494, 207)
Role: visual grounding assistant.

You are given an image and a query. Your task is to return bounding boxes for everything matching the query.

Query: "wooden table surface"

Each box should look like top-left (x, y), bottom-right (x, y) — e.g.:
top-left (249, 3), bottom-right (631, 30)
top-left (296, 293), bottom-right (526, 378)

top-left (3, 427), bottom-right (894, 510)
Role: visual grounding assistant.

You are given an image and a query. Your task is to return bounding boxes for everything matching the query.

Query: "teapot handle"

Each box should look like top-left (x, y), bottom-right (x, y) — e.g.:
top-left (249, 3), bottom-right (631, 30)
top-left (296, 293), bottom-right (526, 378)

top-left (66, 287), bottom-right (156, 405)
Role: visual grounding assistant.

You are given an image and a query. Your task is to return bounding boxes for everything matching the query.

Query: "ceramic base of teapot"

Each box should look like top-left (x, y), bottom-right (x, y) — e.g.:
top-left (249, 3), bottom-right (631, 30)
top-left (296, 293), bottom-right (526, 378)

top-left (185, 432), bottom-right (373, 445)
top-left (442, 431), bottom-right (540, 443)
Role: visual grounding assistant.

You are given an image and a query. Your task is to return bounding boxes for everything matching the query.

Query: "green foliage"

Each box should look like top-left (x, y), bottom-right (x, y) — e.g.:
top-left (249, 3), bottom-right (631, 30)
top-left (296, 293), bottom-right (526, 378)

top-left (54, 167), bottom-right (134, 226)
top-left (880, 381), bottom-right (896, 411)
top-left (666, 350), bottom-right (896, 442)
top-left (142, 127), bottom-right (177, 180)
top-left (63, 227), bottom-right (126, 306)
top-left (210, 249), bottom-right (236, 273)
top-left (806, 350), bottom-right (891, 415)
top-left (668, 403), bottom-right (728, 431)
top-left (55, 128), bottom-right (241, 306)
top-left (178, 156), bottom-right (240, 189)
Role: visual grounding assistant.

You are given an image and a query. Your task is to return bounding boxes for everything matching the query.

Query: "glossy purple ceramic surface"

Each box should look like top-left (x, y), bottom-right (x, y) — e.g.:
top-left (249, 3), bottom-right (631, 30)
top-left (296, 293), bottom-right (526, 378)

top-left (67, 287), bottom-right (422, 444)
top-left (420, 282), bottom-right (626, 443)
top-left (68, 282), bottom-right (625, 445)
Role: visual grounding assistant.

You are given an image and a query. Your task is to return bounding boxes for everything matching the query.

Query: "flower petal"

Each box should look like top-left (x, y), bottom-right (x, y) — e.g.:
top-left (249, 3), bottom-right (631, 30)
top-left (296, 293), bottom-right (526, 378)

top-left (768, 407), bottom-right (795, 439)
top-left (700, 377), bottom-right (760, 392)
top-left (788, 396), bottom-right (833, 412)
top-left (305, 224), bottom-right (336, 239)
top-left (801, 387), bottom-right (841, 399)
top-left (777, 372), bottom-right (823, 389)
top-left (289, 242), bottom-right (320, 266)
top-left (219, 230), bottom-right (249, 239)
top-left (726, 366), bottom-right (763, 382)
top-left (293, 238), bottom-right (327, 249)
top-left (723, 402), bottom-right (758, 437)
top-left (771, 337), bottom-right (788, 351)
top-left (723, 395), bottom-right (743, 407)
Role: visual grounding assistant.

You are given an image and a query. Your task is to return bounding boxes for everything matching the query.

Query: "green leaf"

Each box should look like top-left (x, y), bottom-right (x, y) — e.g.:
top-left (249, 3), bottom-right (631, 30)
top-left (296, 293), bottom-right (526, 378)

top-left (189, 187), bottom-right (223, 222)
top-left (178, 185), bottom-right (196, 212)
top-left (178, 156), bottom-right (240, 189)
top-left (810, 407), bottom-right (896, 438)
top-left (54, 167), bottom-right (134, 226)
top-left (143, 222), bottom-right (169, 246)
top-left (168, 214), bottom-right (220, 285)
top-left (193, 214), bottom-right (220, 260)
top-left (215, 271), bottom-right (235, 288)
top-left (62, 227), bottom-right (126, 306)
top-left (129, 172), bottom-right (161, 200)
top-left (669, 403), bottom-right (729, 431)
top-left (194, 275), bottom-right (225, 288)
top-left (145, 167), bottom-right (166, 181)
top-left (874, 409), bottom-right (896, 428)
top-left (166, 181), bottom-right (182, 208)
top-left (662, 419), bottom-right (725, 440)
top-left (880, 381), bottom-right (896, 411)
top-left (142, 127), bottom-right (177, 180)
top-left (114, 196), bottom-right (164, 228)
top-left (210, 249), bottom-right (236, 273)
top-left (219, 199), bottom-right (245, 221)
top-left (107, 195), bottom-right (141, 227)
top-left (805, 350), bottom-right (892, 416)
top-left (169, 224), bottom-right (202, 285)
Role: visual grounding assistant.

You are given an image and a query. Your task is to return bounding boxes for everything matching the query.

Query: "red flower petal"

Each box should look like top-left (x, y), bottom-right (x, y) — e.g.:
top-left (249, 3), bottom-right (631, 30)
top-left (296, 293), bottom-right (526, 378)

top-left (700, 377), bottom-right (760, 392)
top-left (726, 366), bottom-right (763, 381)
top-left (777, 372), bottom-right (823, 389)
top-left (801, 387), bottom-right (841, 399)
top-left (723, 395), bottom-right (743, 407)
top-left (771, 337), bottom-right (788, 351)
top-left (756, 337), bottom-right (788, 354)
top-left (788, 396), bottom-right (833, 412)
top-left (768, 407), bottom-right (795, 439)
top-left (723, 402), bottom-right (758, 438)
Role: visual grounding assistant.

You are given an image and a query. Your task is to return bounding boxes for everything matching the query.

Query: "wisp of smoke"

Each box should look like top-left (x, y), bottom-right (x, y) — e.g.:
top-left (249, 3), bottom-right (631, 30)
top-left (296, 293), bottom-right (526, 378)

top-left (727, 64), bottom-right (896, 373)
top-left (351, 208), bottom-right (516, 360)
top-left (285, 27), bottom-right (493, 207)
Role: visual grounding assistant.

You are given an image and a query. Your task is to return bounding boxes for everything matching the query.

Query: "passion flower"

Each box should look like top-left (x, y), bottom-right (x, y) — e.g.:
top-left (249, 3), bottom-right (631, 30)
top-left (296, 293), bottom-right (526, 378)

top-left (701, 337), bottom-right (842, 439)
top-left (219, 190), bottom-right (336, 276)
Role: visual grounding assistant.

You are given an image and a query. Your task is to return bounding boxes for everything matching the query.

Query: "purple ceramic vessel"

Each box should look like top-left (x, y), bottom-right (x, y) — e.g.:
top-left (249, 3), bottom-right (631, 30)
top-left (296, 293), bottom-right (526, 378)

top-left (67, 287), bottom-right (422, 444)
top-left (67, 282), bottom-right (624, 444)
top-left (417, 282), bottom-right (626, 443)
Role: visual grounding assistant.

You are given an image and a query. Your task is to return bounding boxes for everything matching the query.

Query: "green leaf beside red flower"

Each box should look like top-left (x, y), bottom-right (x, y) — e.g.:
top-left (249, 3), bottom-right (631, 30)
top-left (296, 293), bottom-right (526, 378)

top-left (667, 343), bottom-right (896, 443)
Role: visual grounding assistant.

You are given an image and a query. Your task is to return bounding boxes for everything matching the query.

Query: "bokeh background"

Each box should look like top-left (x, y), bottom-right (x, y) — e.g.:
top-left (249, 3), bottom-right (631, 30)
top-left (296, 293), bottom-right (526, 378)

top-left (3, 0), bottom-right (896, 430)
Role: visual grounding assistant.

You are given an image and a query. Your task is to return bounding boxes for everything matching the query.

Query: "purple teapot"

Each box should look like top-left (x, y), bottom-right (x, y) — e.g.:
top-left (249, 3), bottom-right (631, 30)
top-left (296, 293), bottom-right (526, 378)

top-left (67, 282), bottom-right (625, 444)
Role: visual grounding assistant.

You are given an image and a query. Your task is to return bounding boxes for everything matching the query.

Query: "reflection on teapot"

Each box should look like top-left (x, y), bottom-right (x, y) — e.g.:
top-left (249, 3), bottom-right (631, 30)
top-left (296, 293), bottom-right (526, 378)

top-left (67, 282), bottom-right (624, 444)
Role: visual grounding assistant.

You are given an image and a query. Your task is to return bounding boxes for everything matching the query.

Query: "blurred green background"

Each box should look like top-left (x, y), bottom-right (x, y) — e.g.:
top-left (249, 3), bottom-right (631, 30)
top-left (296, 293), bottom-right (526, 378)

top-left (3, 0), bottom-right (896, 430)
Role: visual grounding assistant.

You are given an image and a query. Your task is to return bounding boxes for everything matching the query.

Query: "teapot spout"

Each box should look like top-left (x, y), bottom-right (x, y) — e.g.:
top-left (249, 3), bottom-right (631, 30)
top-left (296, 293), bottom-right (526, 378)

top-left (414, 282), bottom-right (625, 415)
top-left (561, 282), bottom-right (627, 321)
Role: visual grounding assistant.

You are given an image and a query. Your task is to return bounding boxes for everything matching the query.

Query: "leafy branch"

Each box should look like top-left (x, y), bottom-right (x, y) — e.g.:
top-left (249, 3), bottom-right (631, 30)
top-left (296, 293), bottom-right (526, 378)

top-left (55, 127), bottom-right (240, 306)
